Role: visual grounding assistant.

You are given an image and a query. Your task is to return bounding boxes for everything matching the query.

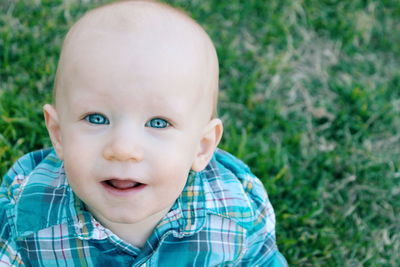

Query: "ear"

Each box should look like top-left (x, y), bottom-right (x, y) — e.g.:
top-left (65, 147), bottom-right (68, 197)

top-left (43, 104), bottom-right (64, 160)
top-left (191, 118), bottom-right (223, 172)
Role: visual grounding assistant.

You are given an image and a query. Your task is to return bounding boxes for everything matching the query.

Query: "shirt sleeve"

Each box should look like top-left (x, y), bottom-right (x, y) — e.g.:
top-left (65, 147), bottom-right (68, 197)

top-left (0, 159), bottom-right (28, 266)
top-left (240, 234), bottom-right (288, 266)
top-left (238, 209), bottom-right (288, 266)
top-left (1, 191), bottom-right (25, 266)
top-left (238, 176), bottom-right (288, 266)
top-left (0, 236), bottom-right (25, 266)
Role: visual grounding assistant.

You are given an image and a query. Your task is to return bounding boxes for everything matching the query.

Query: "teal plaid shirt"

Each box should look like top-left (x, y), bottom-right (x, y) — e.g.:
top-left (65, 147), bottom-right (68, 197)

top-left (1, 148), bottom-right (287, 266)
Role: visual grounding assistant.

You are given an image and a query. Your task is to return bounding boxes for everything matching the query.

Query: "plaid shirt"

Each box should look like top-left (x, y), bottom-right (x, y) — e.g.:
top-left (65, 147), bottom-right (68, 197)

top-left (1, 148), bottom-right (287, 266)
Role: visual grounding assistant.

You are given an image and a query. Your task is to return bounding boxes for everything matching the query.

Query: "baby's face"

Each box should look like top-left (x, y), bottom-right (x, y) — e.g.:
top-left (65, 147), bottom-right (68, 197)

top-left (44, 2), bottom-right (222, 228)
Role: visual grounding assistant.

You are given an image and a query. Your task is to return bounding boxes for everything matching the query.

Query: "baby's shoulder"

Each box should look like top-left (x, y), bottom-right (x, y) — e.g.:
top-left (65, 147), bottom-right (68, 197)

top-left (202, 149), bottom-right (273, 232)
top-left (1, 149), bottom-right (55, 202)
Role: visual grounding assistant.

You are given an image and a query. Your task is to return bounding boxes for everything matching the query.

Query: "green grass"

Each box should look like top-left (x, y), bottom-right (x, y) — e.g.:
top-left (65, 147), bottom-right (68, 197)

top-left (1, 0), bottom-right (399, 265)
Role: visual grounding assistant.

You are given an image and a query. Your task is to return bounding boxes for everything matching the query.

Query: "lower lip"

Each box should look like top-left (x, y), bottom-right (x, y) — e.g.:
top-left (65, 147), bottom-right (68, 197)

top-left (101, 181), bottom-right (146, 197)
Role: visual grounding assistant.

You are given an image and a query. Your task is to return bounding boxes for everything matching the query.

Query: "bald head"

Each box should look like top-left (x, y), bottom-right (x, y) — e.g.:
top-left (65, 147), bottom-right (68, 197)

top-left (53, 0), bottom-right (219, 118)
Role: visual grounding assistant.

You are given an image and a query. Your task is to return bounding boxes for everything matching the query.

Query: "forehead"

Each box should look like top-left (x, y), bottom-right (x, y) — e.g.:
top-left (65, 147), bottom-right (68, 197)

top-left (62, 35), bottom-right (206, 107)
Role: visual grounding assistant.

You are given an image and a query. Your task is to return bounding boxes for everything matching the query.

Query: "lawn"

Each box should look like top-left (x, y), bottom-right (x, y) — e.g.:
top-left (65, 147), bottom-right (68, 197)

top-left (1, 0), bottom-right (399, 265)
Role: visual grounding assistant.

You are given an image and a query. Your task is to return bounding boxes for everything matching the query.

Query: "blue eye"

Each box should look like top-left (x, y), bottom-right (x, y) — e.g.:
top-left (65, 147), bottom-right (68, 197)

top-left (145, 118), bottom-right (170, 128)
top-left (84, 114), bottom-right (110, 125)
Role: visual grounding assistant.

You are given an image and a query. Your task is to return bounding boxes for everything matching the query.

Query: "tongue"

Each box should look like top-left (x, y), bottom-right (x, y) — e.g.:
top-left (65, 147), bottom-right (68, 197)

top-left (109, 179), bottom-right (138, 189)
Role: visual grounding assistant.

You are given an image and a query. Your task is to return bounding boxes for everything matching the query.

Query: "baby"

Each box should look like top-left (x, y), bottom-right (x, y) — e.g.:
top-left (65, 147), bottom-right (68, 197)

top-left (0, 0), bottom-right (287, 266)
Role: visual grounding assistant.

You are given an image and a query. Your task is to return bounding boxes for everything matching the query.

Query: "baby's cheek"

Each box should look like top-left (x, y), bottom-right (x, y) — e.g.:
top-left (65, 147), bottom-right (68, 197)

top-left (157, 166), bottom-right (189, 191)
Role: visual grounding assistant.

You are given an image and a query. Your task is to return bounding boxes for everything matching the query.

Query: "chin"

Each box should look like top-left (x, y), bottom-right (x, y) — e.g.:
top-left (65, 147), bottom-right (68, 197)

top-left (88, 207), bottom-right (147, 226)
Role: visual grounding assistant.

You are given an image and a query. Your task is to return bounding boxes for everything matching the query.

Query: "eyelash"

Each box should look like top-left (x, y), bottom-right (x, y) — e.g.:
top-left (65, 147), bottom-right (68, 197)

top-left (83, 114), bottom-right (171, 128)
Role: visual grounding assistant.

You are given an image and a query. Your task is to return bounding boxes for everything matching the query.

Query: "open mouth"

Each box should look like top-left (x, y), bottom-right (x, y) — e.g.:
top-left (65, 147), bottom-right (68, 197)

top-left (102, 179), bottom-right (145, 191)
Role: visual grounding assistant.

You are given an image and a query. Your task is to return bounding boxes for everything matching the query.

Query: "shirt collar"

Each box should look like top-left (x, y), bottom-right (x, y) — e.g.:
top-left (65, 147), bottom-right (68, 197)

top-left (14, 151), bottom-right (73, 237)
top-left (154, 170), bottom-right (207, 237)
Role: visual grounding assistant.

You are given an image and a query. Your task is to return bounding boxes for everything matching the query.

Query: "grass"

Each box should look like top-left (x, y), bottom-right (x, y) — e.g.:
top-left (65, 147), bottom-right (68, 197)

top-left (1, 0), bottom-right (399, 265)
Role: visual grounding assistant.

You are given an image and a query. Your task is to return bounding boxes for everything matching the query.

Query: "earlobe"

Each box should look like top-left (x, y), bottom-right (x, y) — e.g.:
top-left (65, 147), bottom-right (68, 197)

top-left (43, 104), bottom-right (64, 160)
top-left (191, 118), bottom-right (223, 172)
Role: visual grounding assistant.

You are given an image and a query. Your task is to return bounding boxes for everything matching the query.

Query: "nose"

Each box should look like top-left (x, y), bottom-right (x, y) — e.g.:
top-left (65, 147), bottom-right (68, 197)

top-left (103, 127), bottom-right (144, 162)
